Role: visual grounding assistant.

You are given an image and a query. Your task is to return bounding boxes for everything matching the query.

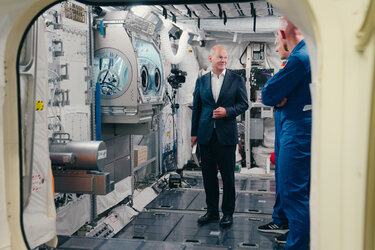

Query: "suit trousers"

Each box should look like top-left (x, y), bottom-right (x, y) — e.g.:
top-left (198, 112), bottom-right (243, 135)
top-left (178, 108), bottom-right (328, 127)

top-left (200, 130), bottom-right (236, 216)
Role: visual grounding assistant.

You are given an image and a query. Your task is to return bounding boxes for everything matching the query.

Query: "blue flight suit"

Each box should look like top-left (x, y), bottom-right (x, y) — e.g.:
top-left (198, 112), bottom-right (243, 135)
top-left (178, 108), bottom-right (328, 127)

top-left (272, 108), bottom-right (288, 227)
top-left (261, 40), bottom-right (312, 249)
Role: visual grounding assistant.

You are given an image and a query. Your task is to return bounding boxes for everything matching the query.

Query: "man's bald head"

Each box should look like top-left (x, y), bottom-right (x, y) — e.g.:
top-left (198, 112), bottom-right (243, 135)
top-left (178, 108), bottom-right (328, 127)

top-left (209, 45), bottom-right (228, 76)
top-left (209, 45), bottom-right (227, 57)
top-left (278, 17), bottom-right (304, 51)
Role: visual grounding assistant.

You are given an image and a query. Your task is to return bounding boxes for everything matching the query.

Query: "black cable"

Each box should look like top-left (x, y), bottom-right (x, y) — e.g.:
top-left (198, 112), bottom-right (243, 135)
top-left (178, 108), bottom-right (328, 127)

top-left (234, 3), bottom-right (244, 17)
top-left (253, 10), bottom-right (256, 32)
top-left (250, 2), bottom-right (255, 17)
top-left (250, 3), bottom-right (256, 32)
top-left (218, 4), bottom-right (222, 19)
top-left (267, 3), bottom-right (272, 16)
top-left (184, 4), bottom-right (192, 17)
top-left (192, 11), bottom-right (200, 29)
top-left (202, 4), bottom-right (215, 17)
top-left (239, 43), bottom-right (250, 66)
top-left (161, 5), bottom-right (167, 19)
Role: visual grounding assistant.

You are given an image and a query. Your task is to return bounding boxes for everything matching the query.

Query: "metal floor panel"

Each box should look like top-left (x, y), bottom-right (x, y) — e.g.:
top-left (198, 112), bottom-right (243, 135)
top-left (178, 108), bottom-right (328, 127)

top-left (235, 193), bottom-right (275, 214)
top-left (182, 174), bottom-right (248, 191)
top-left (115, 212), bottom-right (184, 241)
top-left (100, 239), bottom-right (186, 250)
top-left (58, 237), bottom-right (108, 249)
top-left (184, 245), bottom-right (229, 250)
top-left (165, 214), bottom-right (281, 249)
top-left (145, 189), bottom-right (200, 210)
top-left (58, 237), bottom-right (187, 250)
top-left (182, 176), bottom-right (204, 189)
top-left (56, 173), bottom-right (285, 250)
top-left (97, 238), bottom-right (142, 249)
top-left (57, 236), bottom-right (283, 250)
top-left (243, 177), bottom-right (276, 192)
top-left (186, 191), bottom-right (223, 211)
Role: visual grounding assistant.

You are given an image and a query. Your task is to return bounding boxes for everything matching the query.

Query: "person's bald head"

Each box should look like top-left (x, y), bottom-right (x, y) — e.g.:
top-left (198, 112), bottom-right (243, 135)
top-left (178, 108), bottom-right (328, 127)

top-left (209, 45), bottom-right (228, 75)
top-left (209, 45), bottom-right (226, 56)
top-left (278, 17), bottom-right (304, 51)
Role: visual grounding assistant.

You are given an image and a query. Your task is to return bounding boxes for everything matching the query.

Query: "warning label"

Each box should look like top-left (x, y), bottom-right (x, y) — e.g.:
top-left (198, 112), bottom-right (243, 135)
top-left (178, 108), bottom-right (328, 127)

top-left (32, 174), bottom-right (44, 192)
top-left (97, 149), bottom-right (107, 160)
top-left (36, 100), bottom-right (44, 111)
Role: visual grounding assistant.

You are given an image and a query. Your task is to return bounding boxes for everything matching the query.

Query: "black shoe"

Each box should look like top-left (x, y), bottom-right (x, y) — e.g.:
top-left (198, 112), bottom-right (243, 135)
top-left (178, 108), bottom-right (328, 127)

top-left (197, 212), bottom-right (220, 225)
top-left (258, 222), bottom-right (289, 234)
top-left (219, 215), bottom-right (233, 227)
top-left (275, 232), bottom-right (288, 244)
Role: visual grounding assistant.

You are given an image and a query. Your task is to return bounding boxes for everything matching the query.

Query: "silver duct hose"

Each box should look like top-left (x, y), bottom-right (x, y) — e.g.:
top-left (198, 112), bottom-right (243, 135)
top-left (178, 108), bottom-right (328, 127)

top-left (160, 21), bottom-right (189, 64)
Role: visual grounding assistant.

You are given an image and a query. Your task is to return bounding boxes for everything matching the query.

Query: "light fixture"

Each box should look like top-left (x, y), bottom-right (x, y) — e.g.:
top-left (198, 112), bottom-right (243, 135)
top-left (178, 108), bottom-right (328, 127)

top-left (131, 6), bottom-right (149, 17)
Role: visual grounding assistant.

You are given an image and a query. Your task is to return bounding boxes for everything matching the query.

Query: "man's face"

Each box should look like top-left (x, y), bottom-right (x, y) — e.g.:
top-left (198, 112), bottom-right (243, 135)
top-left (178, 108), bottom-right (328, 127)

top-left (275, 35), bottom-right (289, 60)
top-left (209, 47), bottom-right (228, 73)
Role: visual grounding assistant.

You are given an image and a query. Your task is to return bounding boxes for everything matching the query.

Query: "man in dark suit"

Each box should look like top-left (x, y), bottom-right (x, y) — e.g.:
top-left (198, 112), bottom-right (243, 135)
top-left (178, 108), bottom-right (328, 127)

top-left (191, 45), bottom-right (249, 227)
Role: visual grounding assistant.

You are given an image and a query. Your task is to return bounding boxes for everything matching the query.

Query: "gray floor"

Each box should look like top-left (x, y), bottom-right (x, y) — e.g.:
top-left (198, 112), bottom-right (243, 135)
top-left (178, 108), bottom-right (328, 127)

top-left (56, 172), bottom-right (285, 250)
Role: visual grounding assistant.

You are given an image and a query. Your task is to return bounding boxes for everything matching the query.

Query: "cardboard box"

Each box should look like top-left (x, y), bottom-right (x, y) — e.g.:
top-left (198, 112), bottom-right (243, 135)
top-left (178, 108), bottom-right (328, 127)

top-left (134, 146), bottom-right (148, 167)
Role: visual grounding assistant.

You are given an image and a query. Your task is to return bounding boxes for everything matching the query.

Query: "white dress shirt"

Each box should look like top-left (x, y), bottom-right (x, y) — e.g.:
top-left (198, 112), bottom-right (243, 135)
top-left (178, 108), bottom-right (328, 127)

top-left (211, 69), bottom-right (226, 128)
top-left (211, 69), bottom-right (226, 103)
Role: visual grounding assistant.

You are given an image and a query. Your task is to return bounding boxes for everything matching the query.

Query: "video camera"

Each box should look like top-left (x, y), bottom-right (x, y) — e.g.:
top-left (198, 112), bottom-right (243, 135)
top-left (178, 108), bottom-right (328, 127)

top-left (167, 67), bottom-right (187, 89)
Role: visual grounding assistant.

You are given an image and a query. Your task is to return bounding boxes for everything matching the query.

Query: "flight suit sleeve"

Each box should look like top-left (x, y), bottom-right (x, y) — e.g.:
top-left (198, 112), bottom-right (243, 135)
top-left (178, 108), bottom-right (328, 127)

top-left (261, 56), bottom-right (306, 106)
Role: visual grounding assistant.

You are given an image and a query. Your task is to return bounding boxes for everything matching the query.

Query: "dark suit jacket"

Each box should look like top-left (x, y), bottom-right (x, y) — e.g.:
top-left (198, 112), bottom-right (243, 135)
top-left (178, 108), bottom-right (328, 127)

top-left (191, 70), bottom-right (249, 145)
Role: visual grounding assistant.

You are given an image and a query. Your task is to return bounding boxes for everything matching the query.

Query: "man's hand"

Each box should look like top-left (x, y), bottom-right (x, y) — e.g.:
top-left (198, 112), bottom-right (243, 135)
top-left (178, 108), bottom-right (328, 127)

top-left (191, 136), bottom-right (198, 147)
top-left (258, 93), bottom-right (262, 103)
top-left (276, 97), bottom-right (287, 108)
top-left (213, 107), bottom-right (227, 118)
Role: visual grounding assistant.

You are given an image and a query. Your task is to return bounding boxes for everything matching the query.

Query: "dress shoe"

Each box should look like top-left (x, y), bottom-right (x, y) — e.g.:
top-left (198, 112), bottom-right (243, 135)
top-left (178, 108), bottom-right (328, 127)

top-left (219, 214), bottom-right (233, 227)
top-left (197, 212), bottom-right (220, 225)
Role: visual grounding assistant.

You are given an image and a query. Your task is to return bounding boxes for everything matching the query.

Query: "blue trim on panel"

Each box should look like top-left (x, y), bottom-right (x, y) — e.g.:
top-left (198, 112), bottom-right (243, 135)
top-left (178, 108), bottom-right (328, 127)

top-left (96, 82), bottom-right (102, 140)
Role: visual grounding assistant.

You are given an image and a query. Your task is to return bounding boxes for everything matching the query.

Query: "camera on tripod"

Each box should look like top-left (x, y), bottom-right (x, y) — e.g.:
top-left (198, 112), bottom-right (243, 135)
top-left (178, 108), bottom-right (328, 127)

top-left (167, 67), bottom-right (187, 89)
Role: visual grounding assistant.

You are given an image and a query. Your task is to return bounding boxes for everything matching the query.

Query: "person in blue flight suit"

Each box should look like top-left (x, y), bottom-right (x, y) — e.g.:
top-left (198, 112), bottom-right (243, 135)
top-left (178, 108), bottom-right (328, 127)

top-left (191, 45), bottom-right (248, 227)
top-left (258, 31), bottom-right (291, 235)
top-left (261, 17), bottom-right (312, 249)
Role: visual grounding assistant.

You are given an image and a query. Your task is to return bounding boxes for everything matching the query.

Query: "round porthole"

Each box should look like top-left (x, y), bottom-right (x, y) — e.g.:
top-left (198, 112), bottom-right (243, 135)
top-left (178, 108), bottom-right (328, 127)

top-left (140, 65), bottom-right (149, 92)
top-left (154, 67), bottom-right (161, 92)
top-left (93, 48), bottom-right (133, 98)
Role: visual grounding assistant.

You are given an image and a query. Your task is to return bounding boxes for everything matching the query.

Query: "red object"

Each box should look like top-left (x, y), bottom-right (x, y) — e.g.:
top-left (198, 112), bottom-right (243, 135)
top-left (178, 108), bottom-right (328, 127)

top-left (270, 152), bottom-right (275, 164)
